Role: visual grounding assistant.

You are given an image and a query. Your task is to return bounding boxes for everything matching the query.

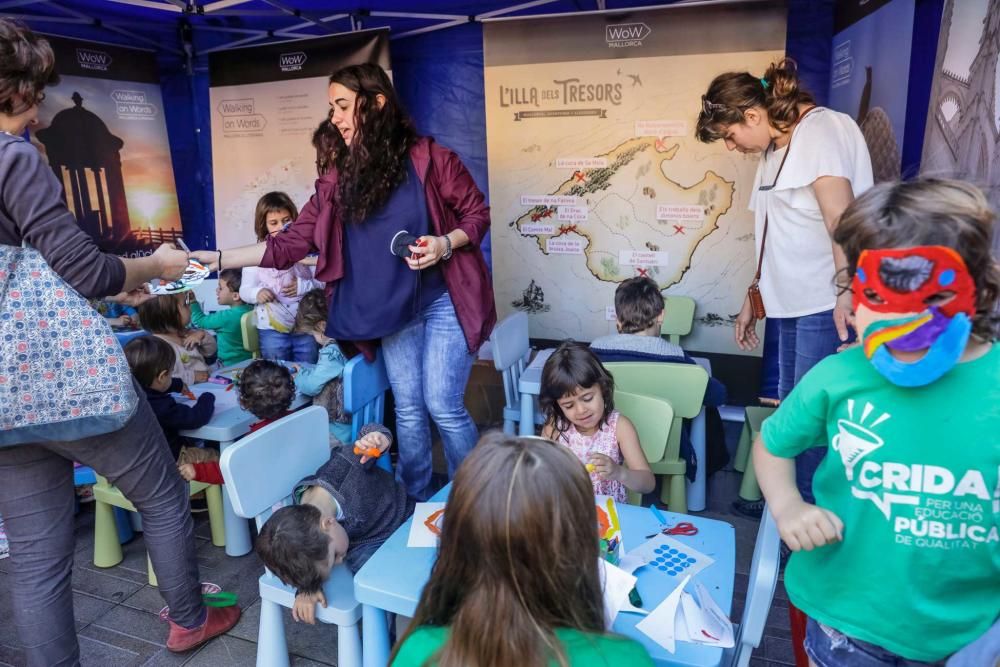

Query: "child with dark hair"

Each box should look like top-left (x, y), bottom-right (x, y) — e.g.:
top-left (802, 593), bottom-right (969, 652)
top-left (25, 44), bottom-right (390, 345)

top-left (177, 360), bottom-right (296, 485)
top-left (294, 288), bottom-right (352, 443)
top-left (256, 423), bottom-right (413, 625)
top-left (138, 292), bottom-right (217, 385)
top-left (190, 269), bottom-right (252, 367)
top-left (240, 192), bottom-right (322, 363)
top-left (540, 341), bottom-right (654, 502)
top-left (123, 336), bottom-right (215, 461)
top-left (591, 276), bottom-right (727, 406)
top-left (754, 179), bottom-right (1000, 665)
top-left (590, 276), bottom-right (729, 490)
top-left (312, 115), bottom-right (345, 176)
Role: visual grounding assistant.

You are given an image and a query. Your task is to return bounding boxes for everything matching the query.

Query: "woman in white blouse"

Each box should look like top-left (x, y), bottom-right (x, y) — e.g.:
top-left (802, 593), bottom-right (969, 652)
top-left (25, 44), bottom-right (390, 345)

top-left (695, 58), bottom-right (873, 506)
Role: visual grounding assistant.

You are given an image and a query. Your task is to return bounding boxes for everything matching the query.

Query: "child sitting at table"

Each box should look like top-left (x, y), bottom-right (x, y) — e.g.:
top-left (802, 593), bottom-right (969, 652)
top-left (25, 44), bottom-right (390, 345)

top-left (93, 298), bottom-right (138, 329)
top-left (177, 359), bottom-right (296, 485)
top-left (138, 291), bottom-right (217, 385)
top-left (255, 423), bottom-right (413, 625)
top-left (123, 336), bottom-right (216, 463)
top-left (540, 341), bottom-right (655, 502)
top-left (753, 179), bottom-right (1000, 666)
top-left (189, 269), bottom-right (253, 367)
top-left (590, 276), bottom-right (729, 497)
top-left (293, 288), bottom-right (352, 444)
top-left (391, 432), bottom-right (654, 666)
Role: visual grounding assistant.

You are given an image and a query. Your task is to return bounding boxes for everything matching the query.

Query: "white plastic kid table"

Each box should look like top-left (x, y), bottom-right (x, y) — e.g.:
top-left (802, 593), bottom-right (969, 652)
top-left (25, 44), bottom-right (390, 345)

top-left (178, 360), bottom-right (311, 557)
top-left (517, 350), bottom-right (711, 511)
top-left (353, 485), bottom-right (736, 667)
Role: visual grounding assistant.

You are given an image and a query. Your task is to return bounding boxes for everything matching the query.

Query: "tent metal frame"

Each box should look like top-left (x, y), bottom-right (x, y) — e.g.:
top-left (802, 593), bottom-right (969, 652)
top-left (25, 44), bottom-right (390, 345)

top-left (10, 0), bottom-right (633, 57)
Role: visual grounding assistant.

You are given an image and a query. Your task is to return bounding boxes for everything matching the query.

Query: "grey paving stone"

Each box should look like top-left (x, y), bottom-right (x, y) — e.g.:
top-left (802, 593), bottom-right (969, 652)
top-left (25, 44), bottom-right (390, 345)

top-left (764, 636), bottom-right (797, 665)
top-left (78, 630), bottom-right (145, 667)
top-left (74, 591), bottom-right (117, 630)
top-left (139, 646), bottom-right (199, 666)
top-left (90, 604), bottom-right (170, 647)
top-left (71, 565), bottom-right (145, 603)
top-left (121, 585), bottom-right (174, 616)
top-left (183, 635), bottom-right (258, 666)
top-left (226, 599), bottom-right (261, 643)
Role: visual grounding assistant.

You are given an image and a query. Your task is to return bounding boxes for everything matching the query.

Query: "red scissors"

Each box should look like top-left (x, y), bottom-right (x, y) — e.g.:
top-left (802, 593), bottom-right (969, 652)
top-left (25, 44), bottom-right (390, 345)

top-left (646, 522), bottom-right (698, 538)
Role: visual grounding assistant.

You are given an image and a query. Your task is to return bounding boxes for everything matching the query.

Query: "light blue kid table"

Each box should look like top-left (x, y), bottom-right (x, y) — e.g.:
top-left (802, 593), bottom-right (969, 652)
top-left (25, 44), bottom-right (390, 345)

top-left (517, 349), bottom-right (712, 511)
top-left (353, 485), bottom-right (736, 667)
top-left (179, 359), bottom-right (312, 557)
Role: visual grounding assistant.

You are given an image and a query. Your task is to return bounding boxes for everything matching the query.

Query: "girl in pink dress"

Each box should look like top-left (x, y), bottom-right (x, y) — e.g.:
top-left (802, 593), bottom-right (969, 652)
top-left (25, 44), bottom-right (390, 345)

top-left (540, 342), bottom-right (655, 502)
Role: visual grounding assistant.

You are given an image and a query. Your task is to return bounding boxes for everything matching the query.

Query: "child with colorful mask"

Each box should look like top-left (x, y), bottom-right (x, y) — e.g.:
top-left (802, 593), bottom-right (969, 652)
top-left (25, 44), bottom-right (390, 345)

top-left (752, 178), bottom-right (999, 666)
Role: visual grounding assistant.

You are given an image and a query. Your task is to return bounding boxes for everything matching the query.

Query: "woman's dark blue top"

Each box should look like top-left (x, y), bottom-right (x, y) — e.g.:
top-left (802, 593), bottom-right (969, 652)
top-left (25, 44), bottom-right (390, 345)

top-left (326, 158), bottom-right (446, 340)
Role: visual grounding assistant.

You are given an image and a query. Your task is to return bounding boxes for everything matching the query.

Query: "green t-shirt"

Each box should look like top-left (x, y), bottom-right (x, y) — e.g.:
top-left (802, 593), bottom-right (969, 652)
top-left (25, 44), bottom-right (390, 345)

top-left (190, 302), bottom-right (252, 367)
top-left (762, 345), bottom-right (1000, 662)
top-left (392, 625), bottom-right (654, 667)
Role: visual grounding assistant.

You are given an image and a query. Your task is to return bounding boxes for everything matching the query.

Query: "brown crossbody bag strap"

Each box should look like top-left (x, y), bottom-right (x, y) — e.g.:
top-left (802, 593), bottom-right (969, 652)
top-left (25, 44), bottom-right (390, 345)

top-left (747, 105), bottom-right (817, 319)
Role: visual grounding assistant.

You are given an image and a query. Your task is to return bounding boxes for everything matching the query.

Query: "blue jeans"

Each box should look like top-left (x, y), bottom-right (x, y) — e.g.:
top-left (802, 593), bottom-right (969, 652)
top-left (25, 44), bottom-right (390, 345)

top-left (381, 292), bottom-right (478, 500)
top-left (258, 329), bottom-right (318, 363)
top-left (776, 309), bottom-right (849, 504)
top-left (805, 619), bottom-right (946, 667)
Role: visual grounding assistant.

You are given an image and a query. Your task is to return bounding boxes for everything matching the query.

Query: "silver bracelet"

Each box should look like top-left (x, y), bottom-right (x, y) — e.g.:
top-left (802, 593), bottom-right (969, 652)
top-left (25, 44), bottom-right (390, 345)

top-left (441, 235), bottom-right (453, 260)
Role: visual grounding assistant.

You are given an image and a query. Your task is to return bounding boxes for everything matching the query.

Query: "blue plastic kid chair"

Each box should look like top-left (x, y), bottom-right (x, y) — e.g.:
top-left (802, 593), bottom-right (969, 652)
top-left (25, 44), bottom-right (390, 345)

top-left (342, 348), bottom-right (392, 472)
top-left (220, 406), bottom-right (363, 667)
top-left (490, 311), bottom-right (545, 435)
top-left (725, 505), bottom-right (781, 666)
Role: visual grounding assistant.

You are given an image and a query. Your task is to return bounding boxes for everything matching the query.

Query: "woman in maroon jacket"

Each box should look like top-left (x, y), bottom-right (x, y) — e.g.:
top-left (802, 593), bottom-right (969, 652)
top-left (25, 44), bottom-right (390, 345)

top-left (195, 64), bottom-right (495, 500)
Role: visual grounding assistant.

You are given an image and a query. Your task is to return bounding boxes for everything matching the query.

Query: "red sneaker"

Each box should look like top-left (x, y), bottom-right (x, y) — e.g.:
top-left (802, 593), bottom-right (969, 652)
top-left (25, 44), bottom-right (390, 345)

top-left (166, 605), bottom-right (242, 652)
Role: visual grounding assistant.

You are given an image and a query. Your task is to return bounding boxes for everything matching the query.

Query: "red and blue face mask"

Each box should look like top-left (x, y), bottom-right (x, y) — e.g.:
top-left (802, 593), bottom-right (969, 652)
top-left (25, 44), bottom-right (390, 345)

top-left (852, 245), bottom-right (976, 387)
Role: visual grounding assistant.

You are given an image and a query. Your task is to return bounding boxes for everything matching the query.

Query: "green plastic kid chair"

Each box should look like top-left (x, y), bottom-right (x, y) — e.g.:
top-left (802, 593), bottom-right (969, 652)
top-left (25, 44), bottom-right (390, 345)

top-left (240, 311), bottom-right (260, 359)
top-left (613, 390), bottom-right (674, 506)
top-left (660, 295), bottom-right (696, 346)
top-left (733, 406), bottom-right (777, 503)
top-left (93, 473), bottom-right (224, 586)
top-left (604, 361), bottom-right (709, 513)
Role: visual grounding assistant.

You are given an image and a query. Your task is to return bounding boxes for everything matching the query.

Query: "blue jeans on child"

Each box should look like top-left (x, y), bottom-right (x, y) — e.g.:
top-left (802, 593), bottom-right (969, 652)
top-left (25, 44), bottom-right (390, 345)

top-left (258, 329), bottom-right (318, 363)
top-left (805, 619), bottom-right (946, 667)
top-left (776, 309), bottom-right (850, 504)
top-left (381, 292), bottom-right (479, 500)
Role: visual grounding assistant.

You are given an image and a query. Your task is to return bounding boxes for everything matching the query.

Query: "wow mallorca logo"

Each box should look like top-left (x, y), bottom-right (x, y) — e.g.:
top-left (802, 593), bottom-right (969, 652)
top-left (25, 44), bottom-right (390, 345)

top-left (605, 22), bottom-right (650, 48)
top-left (77, 48), bottom-right (112, 72)
top-left (279, 51), bottom-right (307, 73)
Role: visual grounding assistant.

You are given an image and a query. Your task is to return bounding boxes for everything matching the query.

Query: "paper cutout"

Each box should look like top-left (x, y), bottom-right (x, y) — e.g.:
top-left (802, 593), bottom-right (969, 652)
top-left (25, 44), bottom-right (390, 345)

top-left (636, 574), bottom-right (689, 653)
top-left (148, 259), bottom-right (210, 295)
top-left (636, 577), bottom-right (735, 653)
top-left (407, 502), bottom-right (446, 548)
top-left (598, 558), bottom-right (637, 628)
top-left (626, 533), bottom-right (714, 580)
top-left (596, 495), bottom-right (624, 565)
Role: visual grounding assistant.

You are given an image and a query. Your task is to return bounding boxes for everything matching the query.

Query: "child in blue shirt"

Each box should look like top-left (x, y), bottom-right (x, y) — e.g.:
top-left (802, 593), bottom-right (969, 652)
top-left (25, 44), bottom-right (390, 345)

top-left (294, 289), bottom-right (352, 444)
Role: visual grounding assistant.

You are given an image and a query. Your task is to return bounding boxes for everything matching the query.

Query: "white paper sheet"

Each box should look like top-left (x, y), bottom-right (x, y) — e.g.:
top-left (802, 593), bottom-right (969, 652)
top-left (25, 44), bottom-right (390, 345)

top-left (625, 534), bottom-right (714, 581)
top-left (175, 385), bottom-right (239, 413)
top-left (407, 502), bottom-right (446, 548)
top-left (635, 574), bottom-right (690, 653)
top-left (598, 559), bottom-right (637, 628)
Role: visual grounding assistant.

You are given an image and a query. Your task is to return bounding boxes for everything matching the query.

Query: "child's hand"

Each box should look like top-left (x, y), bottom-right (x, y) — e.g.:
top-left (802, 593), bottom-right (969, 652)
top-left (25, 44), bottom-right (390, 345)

top-left (281, 277), bottom-right (298, 297)
top-left (587, 453), bottom-right (623, 482)
top-left (256, 288), bottom-right (276, 304)
top-left (177, 463), bottom-right (196, 482)
top-left (774, 499), bottom-right (844, 551)
top-left (354, 431), bottom-right (390, 463)
top-left (183, 329), bottom-right (207, 349)
top-left (292, 590), bottom-right (327, 625)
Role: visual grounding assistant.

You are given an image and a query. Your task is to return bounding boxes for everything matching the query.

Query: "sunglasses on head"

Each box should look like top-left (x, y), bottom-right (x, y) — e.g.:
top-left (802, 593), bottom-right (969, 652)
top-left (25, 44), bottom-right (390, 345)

top-left (700, 95), bottom-right (727, 116)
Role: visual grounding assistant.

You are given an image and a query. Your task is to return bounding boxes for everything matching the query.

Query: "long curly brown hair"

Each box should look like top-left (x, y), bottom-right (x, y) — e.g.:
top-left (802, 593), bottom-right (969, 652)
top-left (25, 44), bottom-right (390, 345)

top-left (0, 19), bottom-right (59, 115)
top-left (329, 63), bottom-right (417, 223)
top-left (391, 433), bottom-right (607, 667)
